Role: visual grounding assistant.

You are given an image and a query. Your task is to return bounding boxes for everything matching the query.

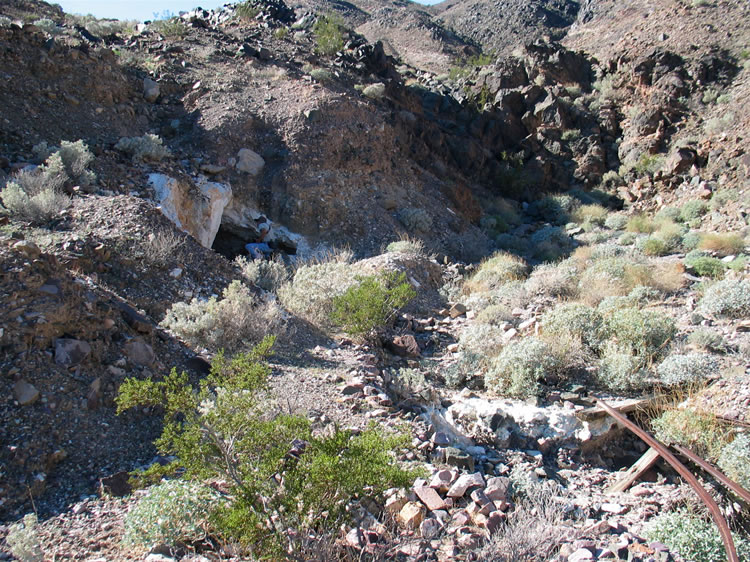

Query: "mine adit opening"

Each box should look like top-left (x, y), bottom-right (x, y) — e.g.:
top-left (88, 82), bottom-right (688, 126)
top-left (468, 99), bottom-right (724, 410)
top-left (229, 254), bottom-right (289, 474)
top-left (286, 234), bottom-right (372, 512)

top-left (212, 223), bottom-right (297, 261)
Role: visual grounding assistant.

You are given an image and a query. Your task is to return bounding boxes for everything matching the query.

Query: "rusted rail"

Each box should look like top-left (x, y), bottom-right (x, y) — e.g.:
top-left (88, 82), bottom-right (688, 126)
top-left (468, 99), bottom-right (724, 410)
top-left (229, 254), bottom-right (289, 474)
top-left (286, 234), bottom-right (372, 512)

top-left (673, 444), bottom-right (750, 504)
top-left (596, 399), bottom-right (739, 562)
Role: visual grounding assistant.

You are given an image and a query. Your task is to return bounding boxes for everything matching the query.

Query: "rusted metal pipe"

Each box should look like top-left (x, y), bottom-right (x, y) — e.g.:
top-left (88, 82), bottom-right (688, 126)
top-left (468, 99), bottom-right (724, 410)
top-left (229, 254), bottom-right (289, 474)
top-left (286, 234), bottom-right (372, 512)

top-left (673, 444), bottom-right (750, 504)
top-left (595, 398), bottom-right (739, 562)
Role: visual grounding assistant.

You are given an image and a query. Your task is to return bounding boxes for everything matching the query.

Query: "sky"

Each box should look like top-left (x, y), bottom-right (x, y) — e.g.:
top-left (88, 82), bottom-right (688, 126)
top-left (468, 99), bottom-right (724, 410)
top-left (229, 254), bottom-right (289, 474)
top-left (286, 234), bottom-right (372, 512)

top-left (56, 0), bottom-right (441, 22)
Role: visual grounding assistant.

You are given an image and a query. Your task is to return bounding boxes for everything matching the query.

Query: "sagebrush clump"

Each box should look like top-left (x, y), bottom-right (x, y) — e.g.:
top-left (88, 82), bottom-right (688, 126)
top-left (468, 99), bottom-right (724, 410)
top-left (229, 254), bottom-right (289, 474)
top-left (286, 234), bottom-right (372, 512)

top-left (657, 353), bottom-right (719, 387)
top-left (652, 408), bottom-right (729, 459)
top-left (465, 252), bottom-right (528, 293)
top-left (115, 134), bottom-right (171, 162)
top-left (123, 480), bottom-right (220, 548)
top-left (5, 514), bottom-right (44, 562)
top-left (161, 280), bottom-right (281, 352)
top-left (236, 255), bottom-right (288, 293)
top-left (313, 13), bottom-right (344, 55)
top-left (540, 303), bottom-right (602, 349)
top-left (645, 509), bottom-right (750, 562)
top-left (699, 278), bottom-right (750, 318)
top-left (717, 433), bottom-right (750, 490)
top-left (486, 337), bottom-right (562, 397)
top-left (397, 207), bottom-right (433, 232)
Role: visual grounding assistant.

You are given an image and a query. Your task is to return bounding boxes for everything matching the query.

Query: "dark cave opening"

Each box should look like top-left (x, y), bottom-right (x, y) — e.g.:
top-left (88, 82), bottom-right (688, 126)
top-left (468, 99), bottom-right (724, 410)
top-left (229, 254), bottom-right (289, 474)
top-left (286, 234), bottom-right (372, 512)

top-left (212, 224), bottom-right (297, 261)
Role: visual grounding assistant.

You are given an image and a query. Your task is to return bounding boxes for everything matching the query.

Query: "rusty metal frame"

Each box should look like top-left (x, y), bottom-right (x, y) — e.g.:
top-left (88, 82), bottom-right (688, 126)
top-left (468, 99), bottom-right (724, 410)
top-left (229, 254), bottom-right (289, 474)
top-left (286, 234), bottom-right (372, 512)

top-left (596, 398), bottom-right (739, 562)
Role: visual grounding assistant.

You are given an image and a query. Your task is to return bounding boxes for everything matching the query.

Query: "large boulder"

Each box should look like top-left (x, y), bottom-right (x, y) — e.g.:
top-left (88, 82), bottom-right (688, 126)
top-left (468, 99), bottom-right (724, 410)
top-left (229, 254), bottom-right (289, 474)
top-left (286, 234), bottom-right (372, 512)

top-left (149, 174), bottom-right (232, 248)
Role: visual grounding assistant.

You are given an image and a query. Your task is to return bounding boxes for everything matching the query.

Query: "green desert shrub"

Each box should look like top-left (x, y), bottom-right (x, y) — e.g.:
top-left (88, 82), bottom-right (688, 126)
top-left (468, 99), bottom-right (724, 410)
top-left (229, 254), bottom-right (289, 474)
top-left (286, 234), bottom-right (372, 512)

top-left (524, 261), bottom-right (579, 298)
top-left (640, 236), bottom-right (670, 256)
top-left (150, 17), bottom-right (187, 38)
top-left (528, 194), bottom-right (577, 225)
top-left (278, 255), bottom-right (357, 328)
top-left (115, 134), bottom-right (171, 162)
top-left (679, 200), bottom-right (709, 222)
top-left (123, 480), bottom-right (220, 548)
top-left (313, 13), bottom-right (344, 55)
top-left (55, 140), bottom-right (96, 187)
top-left (572, 204), bottom-right (608, 228)
top-left (309, 68), bottom-right (334, 83)
top-left (699, 278), bottom-right (750, 318)
top-left (161, 280), bottom-right (281, 353)
top-left (681, 231), bottom-right (703, 251)
top-left (540, 303), bottom-right (602, 348)
top-left (363, 83), bottom-right (386, 99)
top-left (465, 252), bottom-right (528, 293)
top-left (626, 214), bottom-right (656, 234)
top-left (655, 206), bottom-right (682, 223)
top-left (717, 433), bottom-right (750, 490)
top-left (599, 306), bottom-right (676, 362)
top-left (687, 329), bottom-right (725, 352)
top-left (0, 176), bottom-right (69, 224)
top-left (645, 509), bottom-right (750, 562)
top-left (654, 221), bottom-right (686, 250)
top-left (116, 341), bottom-right (416, 557)
top-left (329, 271), bottom-right (415, 337)
top-left (397, 207), bottom-right (432, 232)
top-left (236, 255), bottom-right (288, 293)
top-left (486, 337), bottom-right (562, 397)
top-left (234, 1), bottom-right (260, 21)
top-left (684, 254), bottom-right (726, 278)
top-left (652, 408), bottom-right (729, 459)
top-left (604, 213), bottom-right (628, 231)
top-left (656, 353), bottom-right (719, 386)
top-left (530, 226), bottom-right (575, 262)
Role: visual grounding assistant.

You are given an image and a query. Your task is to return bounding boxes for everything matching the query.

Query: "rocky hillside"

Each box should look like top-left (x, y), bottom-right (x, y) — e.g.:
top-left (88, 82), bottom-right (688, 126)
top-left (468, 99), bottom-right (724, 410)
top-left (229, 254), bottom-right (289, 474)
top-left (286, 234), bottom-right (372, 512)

top-left (1, 0), bottom-right (749, 561)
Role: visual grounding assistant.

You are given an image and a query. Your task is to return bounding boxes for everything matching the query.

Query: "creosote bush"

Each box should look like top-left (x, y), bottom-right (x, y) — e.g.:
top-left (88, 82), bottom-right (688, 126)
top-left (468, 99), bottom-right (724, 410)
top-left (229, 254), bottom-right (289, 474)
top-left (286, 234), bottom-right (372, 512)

top-left (161, 280), bottom-right (281, 353)
top-left (699, 278), bottom-right (750, 318)
top-left (684, 253), bottom-right (726, 279)
top-left (115, 134), bottom-right (171, 162)
top-left (645, 509), bottom-right (750, 562)
top-left (679, 200), bottom-right (708, 223)
top-left (116, 340), bottom-right (417, 558)
top-left (124, 480), bottom-right (220, 548)
top-left (330, 270), bottom-right (415, 337)
top-left (313, 13), bottom-right (344, 55)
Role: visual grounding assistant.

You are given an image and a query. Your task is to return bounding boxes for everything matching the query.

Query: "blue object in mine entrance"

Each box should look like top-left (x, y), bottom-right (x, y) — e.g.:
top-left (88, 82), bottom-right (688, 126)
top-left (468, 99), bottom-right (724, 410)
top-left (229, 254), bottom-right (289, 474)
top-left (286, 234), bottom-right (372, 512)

top-left (245, 242), bottom-right (272, 259)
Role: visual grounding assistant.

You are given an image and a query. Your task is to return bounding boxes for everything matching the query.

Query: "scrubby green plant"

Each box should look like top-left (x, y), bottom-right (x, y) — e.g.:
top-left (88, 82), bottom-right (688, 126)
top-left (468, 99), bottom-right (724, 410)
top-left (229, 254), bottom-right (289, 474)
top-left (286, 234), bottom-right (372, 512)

top-left (529, 194), bottom-right (577, 225)
top-left (5, 514), bottom-right (44, 562)
top-left (654, 221), bottom-right (686, 250)
top-left (313, 13), bottom-right (344, 56)
top-left (596, 341), bottom-right (648, 391)
top-left (641, 236), bottom-right (670, 256)
top-left (657, 353), bottom-right (719, 387)
top-left (626, 214), bottom-right (656, 234)
top-left (236, 255), bottom-right (288, 293)
top-left (698, 232), bottom-right (746, 256)
top-left (561, 129), bottom-right (581, 142)
top-left (143, 230), bottom-right (184, 267)
top-left (681, 230), bottom-right (703, 250)
top-left (150, 17), bottom-right (187, 38)
top-left (330, 271), bottom-right (415, 337)
top-left (684, 254), bottom-right (726, 278)
top-left (309, 68), bottom-right (334, 83)
top-left (717, 433), bottom-right (750, 490)
top-left (652, 408), bottom-right (729, 458)
top-left (540, 303), bottom-right (602, 349)
top-left (116, 341), bottom-right (417, 557)
top-left (655, 206), bottom-right (681, 223)
top-left (123, 480), bottom-right (220, 548)
top-left (363, 83), bottom-right (386, 99)
top-left (679, 200), bottom-right (709, 222)
top-left (486, 337), bottom-right (562, 397)
top-left (273, 27), bottom-right (288, 39)
top-left (604, 213), bottom-right (628, 231)
top-left (465, 252), bottom-right (528, 293)
top-left (530, 226), bottom-right (575, 262)
top-left (234, 1), bottom-right (260, 21)
top-left (0, 175), bottom-right (69, 224)
top-left (161, 280), bottom-right (281, 353)
top-left (645, 509), bottom-right (750, 562)
top-left (458, 322), bottom-right (505, 359)
top-left (599, 306), bottom-right (676, 362)
top-left (699, 278), bottom-right (750, 318)
top-left (632, 153), bottom-right (665, 177)
top-left (115, 134), bottom-right (171, 162)
top-left (397, 207), bottom-right (432, 232)
top-left (688, 329), bottom-right (725, 352)
top-left (573, 204), bottom-right (608, 230)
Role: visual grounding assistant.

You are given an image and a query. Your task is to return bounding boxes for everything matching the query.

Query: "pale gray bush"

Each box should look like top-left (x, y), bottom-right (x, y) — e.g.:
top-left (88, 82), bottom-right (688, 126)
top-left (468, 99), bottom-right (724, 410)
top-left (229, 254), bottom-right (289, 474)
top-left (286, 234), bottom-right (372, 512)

top-left (604, 213), bottom-right (628, 231)
top-left (161, 280), bottom-right (281, 352)
top-left (5, 514), bottom-right (44, 562)
top-left (144, 230), bottom-right (184, 266)
top-left (541, 303), bottom-right (602, 348)
top-left (123, 480), bottom-right (220, 548)
top-left (1, 171), bottom-right (69, 223)
top-left (699, 278), bottom-right (750, 318)
top-left (657, 353), bottom-right (718, 386)
top-left (717, 433), bottom-right (750, 490)
top-left (397, 207), bottom-right (432, 232)
top-left (386, 238), bottom-right (425, 255)
top-left (115, 134), bottom-right (171, 162)
top-left (486, 337), bottom-right (561, 397)
top-left (236, 255), bottom-right (289, 293)
top-left (597, 341), bottom-right (648, 391)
